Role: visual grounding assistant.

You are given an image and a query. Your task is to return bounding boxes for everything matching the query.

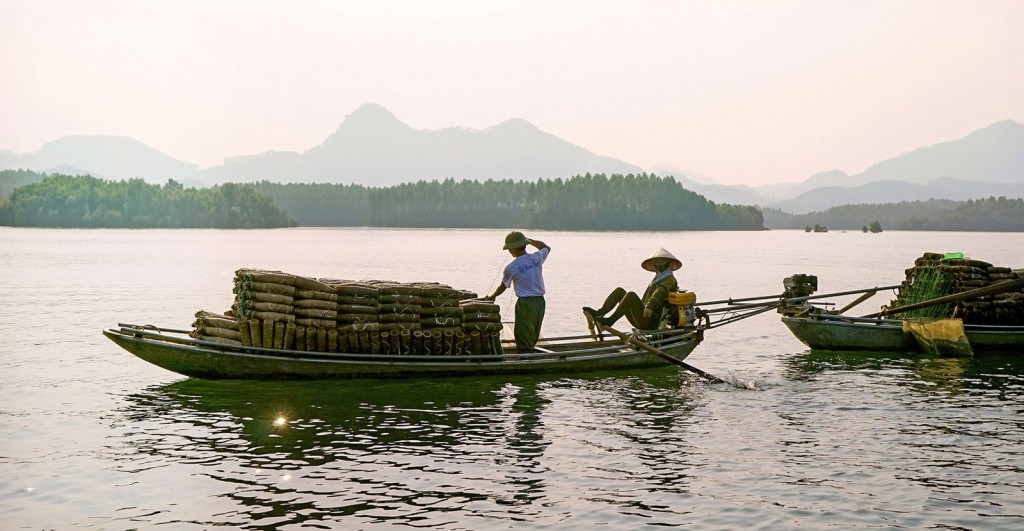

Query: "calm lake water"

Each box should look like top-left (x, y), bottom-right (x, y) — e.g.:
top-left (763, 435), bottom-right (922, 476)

top-left (1, 227), bottom-right (1022, 529)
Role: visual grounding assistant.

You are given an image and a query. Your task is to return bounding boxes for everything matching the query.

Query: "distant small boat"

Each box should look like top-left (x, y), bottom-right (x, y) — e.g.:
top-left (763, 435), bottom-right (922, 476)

top-left (104, 324), bottom-right (703, 380)
top-left (782, 313), bottom-right (1024, 355)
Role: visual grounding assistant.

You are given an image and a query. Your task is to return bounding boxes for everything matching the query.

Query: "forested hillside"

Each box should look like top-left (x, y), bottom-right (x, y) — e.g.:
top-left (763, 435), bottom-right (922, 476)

top-left (249, 181), bottom-right (370, 226)
top-left (763, 197), bottom-right (1024, 231)
top-left (0, 171), bottom-right (763, 230)
top-left (6, 170), bottom-right (1019, 231)
top-left (0, 174), bottom-right (295, 228)
top-left (250, 173), bottom-right (766, 230)
top-left (900, 197), bottom-right (1024, 231)
top-left (1, 169), bottom-right (47, 198)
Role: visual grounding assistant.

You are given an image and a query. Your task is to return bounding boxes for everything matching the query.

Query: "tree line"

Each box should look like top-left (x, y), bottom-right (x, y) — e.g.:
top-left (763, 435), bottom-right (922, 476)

top-left (0, 172), bottom-right (295, 228)
top-left (3, 169), bottom-right (1018, 231)
top-left (0, 169), bottom-right (46, 198)
top-left (251, 173), bottom-right (765, 230)
top-left (0, 171), bottom-right (763, 230)
top-left (762, 197), bottom-right (1024, 232)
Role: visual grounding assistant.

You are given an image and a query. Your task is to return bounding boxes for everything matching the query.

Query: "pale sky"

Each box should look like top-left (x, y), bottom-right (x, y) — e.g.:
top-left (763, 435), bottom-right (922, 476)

top-left (3, 0), bottom-right (1022, 186)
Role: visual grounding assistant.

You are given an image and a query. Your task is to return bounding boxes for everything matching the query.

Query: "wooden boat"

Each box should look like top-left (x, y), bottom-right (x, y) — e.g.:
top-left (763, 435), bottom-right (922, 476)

top-left (104, 324), bottom-right (703, 380)
top-left (782, 313), bottom-right (1024, 355)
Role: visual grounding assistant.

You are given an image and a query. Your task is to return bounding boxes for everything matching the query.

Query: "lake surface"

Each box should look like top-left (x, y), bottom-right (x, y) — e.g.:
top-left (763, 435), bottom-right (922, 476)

top-left (1, 227), bottom-right (1022, 529)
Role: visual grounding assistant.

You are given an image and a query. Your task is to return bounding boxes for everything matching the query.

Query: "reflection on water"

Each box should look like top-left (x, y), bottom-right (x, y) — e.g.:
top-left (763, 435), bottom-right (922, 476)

top-left (4, 228), bottom-right (1024, 529)
top-left (778, 350), bottom-right (1024, 529)
top-left (786, 349), bottom-right (1024, 396)
top-left (114, 371), bottom-right (703, 528)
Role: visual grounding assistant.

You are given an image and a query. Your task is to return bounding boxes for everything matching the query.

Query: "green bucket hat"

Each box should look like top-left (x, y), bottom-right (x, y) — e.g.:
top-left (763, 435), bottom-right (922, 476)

top-left (502, 231), bottom-right (529, 250)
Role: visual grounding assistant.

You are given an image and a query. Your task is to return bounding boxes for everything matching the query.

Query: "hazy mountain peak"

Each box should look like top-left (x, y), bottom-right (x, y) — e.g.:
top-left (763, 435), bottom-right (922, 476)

top-left (335, 103), bottom-right (409, 132)
top-left (213, 104), bottom-right (642, 184)
top-left (646, 164), bottom-right (718, 185)
top-left (854, 119), bottom-right (1024, 185)
top-left (971, 118), bottom-right (1022, 135)
top-left (41, 134), bottom-right (155, 154)
top-left (489, 117), bottom-right (539, 132)
top-left (3, 134), bottom-right (197, 184)
top-left (805, 169), bottom-right (850, 184)
top-left (309, 103), bottom-right (415, 157)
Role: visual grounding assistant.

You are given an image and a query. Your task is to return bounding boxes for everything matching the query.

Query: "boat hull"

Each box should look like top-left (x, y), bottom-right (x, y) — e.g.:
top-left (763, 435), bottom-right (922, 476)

top-left (782, 315), bottom-right (1024, 355)
top-left (104, 327), bottom-right (701, 380)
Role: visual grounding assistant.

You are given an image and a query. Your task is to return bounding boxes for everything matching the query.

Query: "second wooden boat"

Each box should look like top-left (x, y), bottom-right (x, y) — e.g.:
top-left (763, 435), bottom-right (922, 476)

top-left (781, 313), bottom-right (1024, 355)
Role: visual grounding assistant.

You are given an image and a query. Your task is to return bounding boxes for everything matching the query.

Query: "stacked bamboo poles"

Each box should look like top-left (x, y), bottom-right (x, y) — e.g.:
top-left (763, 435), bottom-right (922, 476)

top-left (887, 253), bottom-right (1024, 325)
top-left (460, 299), bottom-right (503, 354)
top-left (331, 281), bottom-right (381, 355)
top-left (232, 269), bottom-right (296, 348)
top-left (373, 282), bottom-right (422, 355)
top-left (192, 268), bottom-right (506, 355)
top-left (190, 310), bottom-right (242, 345)
top-left (413, 284), bottom-right (464, 355)
top-left (292, 276), bottom-right (338, 352)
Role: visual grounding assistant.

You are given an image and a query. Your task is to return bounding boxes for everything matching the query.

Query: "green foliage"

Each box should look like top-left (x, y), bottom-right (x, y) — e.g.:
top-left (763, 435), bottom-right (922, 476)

top-left (367, 178), bottom-right (527, 228)
top-left (1, 169), bottom-right (48, 198)
top-left (0, 170), bottom-right (765, 230)
top-left (248, 180), bottom-right (370, 226)
top-left (900, 197), bottom-right (1024, 231)
top-left (894, 267), bottom-right (953, 318)
top-left (251, 173), bottom-right (765, 230)
top-left (0, 172), bottom-right (295, 228)
top-left (763, 197), bottom-right (1023, 232)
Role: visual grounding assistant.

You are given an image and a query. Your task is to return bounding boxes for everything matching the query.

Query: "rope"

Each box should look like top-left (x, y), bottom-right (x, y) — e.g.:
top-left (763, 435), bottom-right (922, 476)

top-left (486, 252), bottom-right (510, 296)
top-left (484, 252), bottom-right (517, 312)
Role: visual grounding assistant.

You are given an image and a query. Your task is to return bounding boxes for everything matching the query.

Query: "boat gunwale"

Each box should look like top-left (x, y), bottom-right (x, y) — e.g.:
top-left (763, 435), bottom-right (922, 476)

top-left (789, 313), bottom-right (1024, 332)
top-left (106, 324), bottom-right (701, 365)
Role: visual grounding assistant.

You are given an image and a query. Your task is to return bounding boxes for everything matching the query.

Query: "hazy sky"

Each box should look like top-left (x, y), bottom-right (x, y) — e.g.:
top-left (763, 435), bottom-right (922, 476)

top-left (3, 0), bottom-right (1022, 185)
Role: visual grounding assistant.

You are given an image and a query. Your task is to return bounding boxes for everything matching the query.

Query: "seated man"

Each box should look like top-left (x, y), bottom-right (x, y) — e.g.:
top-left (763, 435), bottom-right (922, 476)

top-left (583, 248), bottom-right (682, 332)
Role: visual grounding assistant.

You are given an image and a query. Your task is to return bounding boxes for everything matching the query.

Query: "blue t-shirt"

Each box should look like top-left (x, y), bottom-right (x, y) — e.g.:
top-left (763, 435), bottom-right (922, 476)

top-left (502, 247), bottom-right (550, 297)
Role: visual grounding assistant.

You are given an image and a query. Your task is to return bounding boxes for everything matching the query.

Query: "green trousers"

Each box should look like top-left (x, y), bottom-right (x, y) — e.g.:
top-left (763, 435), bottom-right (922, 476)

top-left (514, 296), bottom-right (545, 353)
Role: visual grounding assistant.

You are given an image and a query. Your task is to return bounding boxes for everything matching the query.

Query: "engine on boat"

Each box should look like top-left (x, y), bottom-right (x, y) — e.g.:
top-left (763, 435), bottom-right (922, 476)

top-left (778, 274), bottom-right (818, 316)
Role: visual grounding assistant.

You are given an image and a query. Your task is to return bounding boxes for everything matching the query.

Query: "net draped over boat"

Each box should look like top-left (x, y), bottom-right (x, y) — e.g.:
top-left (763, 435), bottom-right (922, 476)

top-left (190, 268), bottom-right (504, 355)
top-left (886, 253), bottom-right (1024, 325)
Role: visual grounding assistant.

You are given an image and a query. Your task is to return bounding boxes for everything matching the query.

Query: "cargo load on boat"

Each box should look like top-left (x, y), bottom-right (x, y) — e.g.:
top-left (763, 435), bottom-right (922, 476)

top-left (190, 268), bottom-right (503, 355)
top-left (886, 252), bottom-right (1024, 325)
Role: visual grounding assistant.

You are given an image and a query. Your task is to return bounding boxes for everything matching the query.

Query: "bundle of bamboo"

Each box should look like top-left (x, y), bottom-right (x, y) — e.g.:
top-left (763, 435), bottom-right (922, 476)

top-left (232, 269), bottom-right (297, 348)
top-left (190, 310), bottom-right (241, 345)
top-left (194, 268), bottom-right (507, 355)
top-left (293, 276), bottom-right (339, 352)
top-left (460, 299), bottom-right (503, 355)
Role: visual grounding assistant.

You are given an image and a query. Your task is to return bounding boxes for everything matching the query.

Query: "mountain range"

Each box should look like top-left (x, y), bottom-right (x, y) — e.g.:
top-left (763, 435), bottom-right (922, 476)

top-left (2, 104), bottom-right (1021, 213)
top-left (655, 120), bottom-right (1024, 213)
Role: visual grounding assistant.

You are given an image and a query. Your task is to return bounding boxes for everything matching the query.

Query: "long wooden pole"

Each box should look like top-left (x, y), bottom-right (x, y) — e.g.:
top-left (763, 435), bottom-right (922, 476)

top-left (861, 278), bottom-right (1024, 318)
top-left (834, 289), bottom-right (877, 314)
top-left (595, 323), bottom-right (727, 384)
top-left (696, 284), bottom-right (897, 304)
top-left (697, 284), bottom-right (903, 311)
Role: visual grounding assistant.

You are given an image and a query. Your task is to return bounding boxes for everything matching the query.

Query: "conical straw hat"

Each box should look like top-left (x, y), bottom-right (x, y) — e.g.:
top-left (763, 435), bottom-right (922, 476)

top-left (641, 247), bottom-right (682, 272)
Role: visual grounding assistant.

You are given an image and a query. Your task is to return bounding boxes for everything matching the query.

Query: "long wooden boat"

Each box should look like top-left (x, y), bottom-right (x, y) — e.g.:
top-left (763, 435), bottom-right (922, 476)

top-left (104, 324), bottom-right (703, 380)
top-left (782, 313), bottom-right (1024, 355)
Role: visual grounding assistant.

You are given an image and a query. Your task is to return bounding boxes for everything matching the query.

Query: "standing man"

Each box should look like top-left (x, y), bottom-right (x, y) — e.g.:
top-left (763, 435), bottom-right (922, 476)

top-left (484, 231), bottom-right (550, 353)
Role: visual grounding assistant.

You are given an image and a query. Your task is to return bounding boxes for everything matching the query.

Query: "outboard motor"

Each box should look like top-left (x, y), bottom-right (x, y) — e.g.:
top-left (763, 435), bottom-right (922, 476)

top-left (779, 274), bottom-right (818, 316)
